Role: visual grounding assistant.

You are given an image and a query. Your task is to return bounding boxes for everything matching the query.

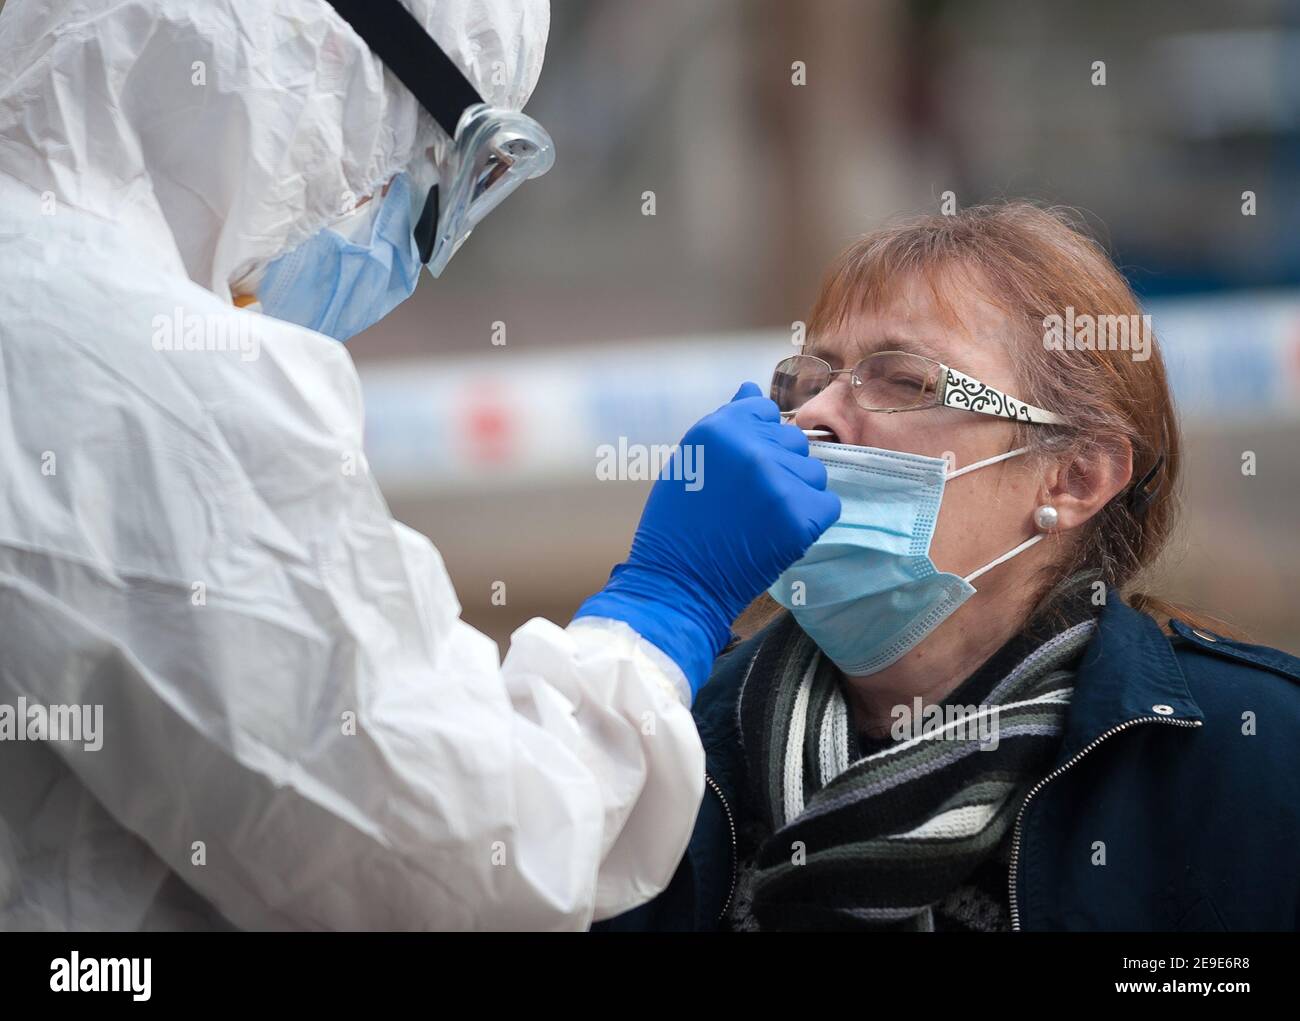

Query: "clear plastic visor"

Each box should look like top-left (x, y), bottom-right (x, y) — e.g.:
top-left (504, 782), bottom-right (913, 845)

top-left (410, 104), bottom-right (555, 277)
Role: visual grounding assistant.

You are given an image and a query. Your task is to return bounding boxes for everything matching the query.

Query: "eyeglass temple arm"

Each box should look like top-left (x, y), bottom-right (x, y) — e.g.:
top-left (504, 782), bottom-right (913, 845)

top-left (939, 365), bottom-right (1068, 426)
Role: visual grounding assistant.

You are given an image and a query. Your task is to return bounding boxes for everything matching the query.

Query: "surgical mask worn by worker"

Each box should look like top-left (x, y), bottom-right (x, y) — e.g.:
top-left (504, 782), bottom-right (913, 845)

top-left (258, 173), bottom-right (423, 341)
top-left (256, 0), bottom-right (555, 341)
top-left (769, 441), bottom-right (1042, 676)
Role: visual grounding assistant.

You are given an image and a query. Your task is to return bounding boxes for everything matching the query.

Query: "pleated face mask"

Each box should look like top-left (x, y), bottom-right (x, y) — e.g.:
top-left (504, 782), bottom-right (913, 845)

top-left (258, 172), bottom-right (423, 343)
top-left (768, 441), bottom-right (1042, 676)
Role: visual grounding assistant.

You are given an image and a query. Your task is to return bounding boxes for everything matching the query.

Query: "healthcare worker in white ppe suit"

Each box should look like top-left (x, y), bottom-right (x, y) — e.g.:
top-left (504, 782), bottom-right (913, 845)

top-left (0, 0), bottom-right (839, 930)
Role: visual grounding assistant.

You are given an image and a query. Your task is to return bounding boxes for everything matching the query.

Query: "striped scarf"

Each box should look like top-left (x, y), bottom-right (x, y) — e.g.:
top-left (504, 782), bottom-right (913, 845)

top-left (736, 590), bottom-right (1099, 931)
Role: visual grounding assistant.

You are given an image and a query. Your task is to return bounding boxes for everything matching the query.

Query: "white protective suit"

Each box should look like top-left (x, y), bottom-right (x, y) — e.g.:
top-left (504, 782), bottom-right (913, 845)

top-left (0, 0), bottom-right (704, 930)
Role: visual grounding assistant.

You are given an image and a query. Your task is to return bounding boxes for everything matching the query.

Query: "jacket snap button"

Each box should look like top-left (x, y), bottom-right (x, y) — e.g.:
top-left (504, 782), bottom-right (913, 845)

top-left (1192, 628), bottom-right (1218, 642)
top-left (1152, 704), bottom-right (1175, 716)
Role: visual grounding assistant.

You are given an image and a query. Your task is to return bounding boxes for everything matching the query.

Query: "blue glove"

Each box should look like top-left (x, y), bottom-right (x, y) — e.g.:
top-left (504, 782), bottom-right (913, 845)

top-left (574, 382), bottom-right (841, 697)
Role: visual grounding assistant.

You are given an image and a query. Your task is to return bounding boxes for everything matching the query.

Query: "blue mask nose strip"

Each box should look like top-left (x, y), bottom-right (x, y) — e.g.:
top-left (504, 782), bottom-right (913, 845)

top-left (258, 172), bottom-right (422, 342)
top-left (769, 441), bottom-right (1038, 677)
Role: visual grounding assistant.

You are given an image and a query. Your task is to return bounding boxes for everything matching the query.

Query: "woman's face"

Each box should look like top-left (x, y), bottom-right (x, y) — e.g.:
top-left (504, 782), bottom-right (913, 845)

top-left (791, 271), bottom-right (1046, 592)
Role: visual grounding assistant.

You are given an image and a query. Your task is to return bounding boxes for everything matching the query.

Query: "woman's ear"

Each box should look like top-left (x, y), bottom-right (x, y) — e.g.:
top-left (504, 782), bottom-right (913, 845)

top-left (1041, 439), bottom-right (1133, 531)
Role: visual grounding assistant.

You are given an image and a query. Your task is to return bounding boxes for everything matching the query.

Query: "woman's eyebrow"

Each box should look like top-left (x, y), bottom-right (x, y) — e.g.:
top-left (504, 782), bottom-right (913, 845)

top-left (845, 334), bottom-right (948, 362)
top-left (802, 341), bottom-right (839, 365)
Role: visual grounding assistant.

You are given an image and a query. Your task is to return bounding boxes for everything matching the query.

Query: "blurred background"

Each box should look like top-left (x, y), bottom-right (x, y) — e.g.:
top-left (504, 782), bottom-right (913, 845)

top-left (353, 0), bottom-right (1300, 654)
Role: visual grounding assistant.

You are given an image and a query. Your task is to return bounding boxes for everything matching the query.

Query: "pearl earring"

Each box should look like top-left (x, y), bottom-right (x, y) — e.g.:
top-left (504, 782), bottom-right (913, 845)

top-left (1033, 505), bottom-right (1059, 531)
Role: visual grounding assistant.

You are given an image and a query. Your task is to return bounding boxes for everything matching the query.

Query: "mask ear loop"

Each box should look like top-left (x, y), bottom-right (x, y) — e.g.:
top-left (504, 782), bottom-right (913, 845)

top-left (945, 445), bottom-right (1041, 584)
top-left (964, 448), bottom-right (1166, 586)
top-left (945, 445), bottom-right (1031, 481)
top-left (964, 534), bottom-right (1044, 584)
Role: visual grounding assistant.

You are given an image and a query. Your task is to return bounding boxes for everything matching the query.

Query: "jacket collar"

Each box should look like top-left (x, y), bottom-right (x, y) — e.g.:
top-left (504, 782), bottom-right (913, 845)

top-left (1060, 598), bottom-right (1204, 759)
top-left (712, 599), bottom-right (1205, 767)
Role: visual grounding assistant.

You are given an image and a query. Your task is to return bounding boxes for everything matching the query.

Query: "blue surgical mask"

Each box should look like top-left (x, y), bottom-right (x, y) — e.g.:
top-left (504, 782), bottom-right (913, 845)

top-left (258, 172), bottom-right (422, 342)
top-left (769, 441), bottom-right (1041, 677)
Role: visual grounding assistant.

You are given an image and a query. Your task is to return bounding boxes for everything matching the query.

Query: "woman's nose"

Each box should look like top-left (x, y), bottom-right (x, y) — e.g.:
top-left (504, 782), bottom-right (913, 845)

top-left (793, 378), bottom-right (858, 444)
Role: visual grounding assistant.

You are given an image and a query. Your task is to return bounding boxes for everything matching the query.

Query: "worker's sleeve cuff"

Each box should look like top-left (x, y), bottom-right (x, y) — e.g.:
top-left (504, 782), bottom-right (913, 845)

top-left (566, 616), bottom-right (694, 708)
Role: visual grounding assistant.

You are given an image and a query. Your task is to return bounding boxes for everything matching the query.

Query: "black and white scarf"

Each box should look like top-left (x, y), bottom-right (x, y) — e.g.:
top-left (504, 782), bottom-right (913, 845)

top-left (735, 582), bottom-right (1100, 931)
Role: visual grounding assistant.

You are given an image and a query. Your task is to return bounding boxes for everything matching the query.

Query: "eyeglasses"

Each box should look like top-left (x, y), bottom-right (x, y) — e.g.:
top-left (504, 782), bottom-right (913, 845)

top-left (770, 351), bottom-right (1068, 426)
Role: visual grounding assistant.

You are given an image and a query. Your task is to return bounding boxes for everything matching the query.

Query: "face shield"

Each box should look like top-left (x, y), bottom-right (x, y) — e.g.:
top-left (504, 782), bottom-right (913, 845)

top-left (407, 105), bottom-right (555, 277)
top-left (325, 0), bottom-right (555, 278)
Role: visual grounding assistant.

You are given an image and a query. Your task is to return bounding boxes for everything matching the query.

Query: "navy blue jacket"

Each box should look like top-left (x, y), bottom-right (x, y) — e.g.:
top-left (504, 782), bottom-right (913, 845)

top-left (599, 599), bottom-right (1300, 931)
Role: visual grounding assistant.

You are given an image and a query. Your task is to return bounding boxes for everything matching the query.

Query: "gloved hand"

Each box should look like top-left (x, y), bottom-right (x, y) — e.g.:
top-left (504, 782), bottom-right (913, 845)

top-left (574, 382), bottom-right (841, 697)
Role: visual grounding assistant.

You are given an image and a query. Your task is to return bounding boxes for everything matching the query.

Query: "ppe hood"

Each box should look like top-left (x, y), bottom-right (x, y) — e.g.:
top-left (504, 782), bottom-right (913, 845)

top-left (0, 0), bottom-right (549, 297)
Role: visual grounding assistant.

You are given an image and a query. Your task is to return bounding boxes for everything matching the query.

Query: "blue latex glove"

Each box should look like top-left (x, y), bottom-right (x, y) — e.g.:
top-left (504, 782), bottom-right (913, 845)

top-left (574, 382), bottom-right (841, 697)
